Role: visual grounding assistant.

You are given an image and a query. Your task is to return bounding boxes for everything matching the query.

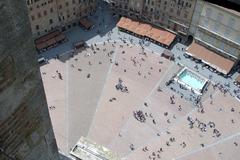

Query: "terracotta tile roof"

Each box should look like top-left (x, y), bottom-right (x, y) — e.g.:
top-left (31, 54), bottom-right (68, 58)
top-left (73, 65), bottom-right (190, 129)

top-left (117, 17), bottom-right (176, 46)
top-left (35, 30), bottom-right (60, 44)
top-left (162, 32), bottom-right (176, 46)
top-left (116, 17), bottom-right (126, 28)
top-left (128, 21), bottom-right (140, 33)
top-left (46, 38), bottom-right (56, 46)
top-left (117, 17), bottom-right (131, 29)
top-left (187, 42), bottom-right (235, 74)
top-left (148, 28), bottom-right (162, 40)
top-left (35, 32), bottom-right (66, 50)
top-left (134, 23), bottom-right (152, 36)
top-left (36, 42), bottom-right (48, 50)
top-left (54, 34), bottom-right (66, 42)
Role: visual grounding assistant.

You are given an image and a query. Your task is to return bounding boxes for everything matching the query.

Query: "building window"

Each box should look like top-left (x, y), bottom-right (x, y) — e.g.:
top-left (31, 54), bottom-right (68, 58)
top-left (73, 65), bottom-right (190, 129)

top-left (49, 19), bottom-right (53, 24)
top-left (27, 0), bottom-right (34, 5)
top-left (59, 5), bottom-right (62, 9)
top-left (177, 9), bottom-right (180, 15)
top-left (37, 12), bottom-right (41, 18)
top-left (44, 10), bottom-right (47, 16)
top-left (31, 15), bottom-right (35, 21)
top-left (50, 8), bottom-right (53, 13)
top-left (36, 25), bottom-right (39, 30)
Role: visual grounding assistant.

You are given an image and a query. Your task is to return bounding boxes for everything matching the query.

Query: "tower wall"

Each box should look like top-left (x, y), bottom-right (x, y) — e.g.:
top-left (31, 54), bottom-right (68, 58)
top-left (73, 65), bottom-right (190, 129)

top-left (0, 0), bottom-right (59, 159)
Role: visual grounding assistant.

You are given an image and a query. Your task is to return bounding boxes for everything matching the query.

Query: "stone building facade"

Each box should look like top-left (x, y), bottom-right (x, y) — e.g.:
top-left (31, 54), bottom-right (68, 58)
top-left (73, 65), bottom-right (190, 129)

top-left (26, 0), bottom-right (97, 38)
top-left (109, 0), bottom-right (240, 62)
top-left (189, 0), bottom-right (240, 61)
top-left (109, 0), bottom-right (197, 35)
top-left (0, 0), bottom-right (59, 159)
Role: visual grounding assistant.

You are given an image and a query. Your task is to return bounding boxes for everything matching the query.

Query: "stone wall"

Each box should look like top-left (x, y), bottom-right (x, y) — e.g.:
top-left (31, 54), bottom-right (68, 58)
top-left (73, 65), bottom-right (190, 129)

top-left (0, 0), bottom-right (59, 159)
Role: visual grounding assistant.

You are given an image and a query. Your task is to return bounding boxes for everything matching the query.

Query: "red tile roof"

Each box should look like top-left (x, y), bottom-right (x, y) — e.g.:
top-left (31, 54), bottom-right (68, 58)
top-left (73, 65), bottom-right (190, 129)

top-left (117, 17), bottom-right (176, 46)
top-left (187, 42), bottom-right (235, 75)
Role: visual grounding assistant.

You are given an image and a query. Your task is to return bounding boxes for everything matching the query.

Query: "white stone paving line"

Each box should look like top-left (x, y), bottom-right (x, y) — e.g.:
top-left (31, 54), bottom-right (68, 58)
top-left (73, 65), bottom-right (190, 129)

top-left (65, 59), bottom-right (69, 152)
top-left (87, 42), bottom-right (119, 137)
top-left (173, 132), bottom-right (240, 160)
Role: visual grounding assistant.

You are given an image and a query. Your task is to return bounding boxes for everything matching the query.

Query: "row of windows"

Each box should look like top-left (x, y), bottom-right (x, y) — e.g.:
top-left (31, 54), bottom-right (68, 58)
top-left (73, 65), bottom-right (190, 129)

top-left (35, 19), bottom-right (53, 30)
top-left (27, 0), bottom-right (54, 6)
top-left (28, 0), bottom-right (94, 10)
top-left (58, 0), bottom-right (94, 9)
top-left (34, 6), bottom-right (93, 31)
top-left (31, 7), bottom-right (54, 20)
top-left (118, 0), bottom-right (192, 15)
top-left (30, 0), bottom-right (95, 21)
top-left (146, 0), bottom-right (193, 8)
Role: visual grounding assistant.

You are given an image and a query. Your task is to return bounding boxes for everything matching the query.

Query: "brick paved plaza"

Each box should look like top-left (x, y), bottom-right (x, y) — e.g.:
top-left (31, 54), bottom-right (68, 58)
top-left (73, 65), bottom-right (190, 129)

top-left (39, 3), bottom-right (240, 160)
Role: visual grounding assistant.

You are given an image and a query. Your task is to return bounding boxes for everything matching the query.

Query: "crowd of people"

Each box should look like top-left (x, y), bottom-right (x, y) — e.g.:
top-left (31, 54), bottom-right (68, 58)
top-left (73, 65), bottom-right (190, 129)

top-left (133, 110), bottom-right (146, 123)
top-left (115, 78), bottom-right (129, 93)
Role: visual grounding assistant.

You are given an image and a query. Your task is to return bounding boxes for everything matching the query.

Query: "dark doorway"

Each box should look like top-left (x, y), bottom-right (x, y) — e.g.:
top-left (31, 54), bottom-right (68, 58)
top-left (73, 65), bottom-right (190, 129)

top-left (61, 26), bottom-right (66, 31)
top-left (185, 35), bottom-right (194, 46)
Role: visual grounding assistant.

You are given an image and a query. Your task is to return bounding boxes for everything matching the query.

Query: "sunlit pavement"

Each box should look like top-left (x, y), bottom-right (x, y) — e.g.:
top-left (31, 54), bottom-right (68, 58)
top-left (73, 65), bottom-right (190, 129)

top-left (39, 1), bottom-right (240, 158)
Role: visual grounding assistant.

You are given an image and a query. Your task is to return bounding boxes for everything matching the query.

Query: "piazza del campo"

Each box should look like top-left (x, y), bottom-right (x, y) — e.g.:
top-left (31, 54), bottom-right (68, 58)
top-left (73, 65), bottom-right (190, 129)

top-left (1, 0), bottom-right (240, 160)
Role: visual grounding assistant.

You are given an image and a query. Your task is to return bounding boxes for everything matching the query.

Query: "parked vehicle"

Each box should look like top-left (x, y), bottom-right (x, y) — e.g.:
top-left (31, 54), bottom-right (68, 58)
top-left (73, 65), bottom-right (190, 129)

top-left (38, 57), bottom-right (48, 65)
